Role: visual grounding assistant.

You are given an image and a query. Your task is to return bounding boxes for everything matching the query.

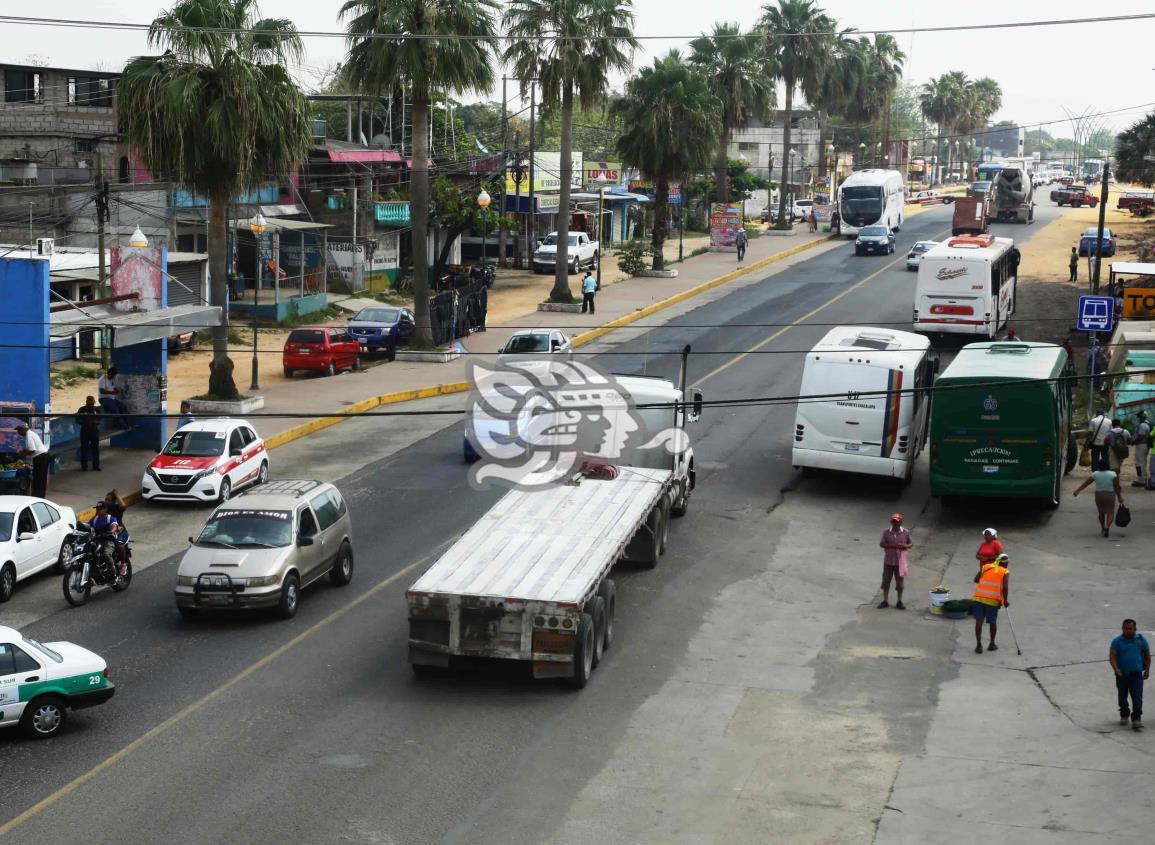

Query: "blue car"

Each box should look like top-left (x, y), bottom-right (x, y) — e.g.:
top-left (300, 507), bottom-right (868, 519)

top-left (347, 306), bottom-right (415, 358)
top-left (1078, 227), bottom-right (1116, 257)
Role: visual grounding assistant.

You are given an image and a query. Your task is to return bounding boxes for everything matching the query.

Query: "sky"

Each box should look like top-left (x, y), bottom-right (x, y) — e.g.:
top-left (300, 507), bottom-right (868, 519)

top-left (5, 0), bottom-right (1155, 139)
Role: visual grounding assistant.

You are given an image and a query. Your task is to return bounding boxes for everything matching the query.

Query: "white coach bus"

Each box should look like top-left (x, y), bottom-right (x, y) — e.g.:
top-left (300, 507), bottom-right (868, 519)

top-left (792, 326), bottom-right (935, 484)
top-left (913, 234), bottom-right (1017, 338)
top-left (837, 169), bottom-right (906, 236)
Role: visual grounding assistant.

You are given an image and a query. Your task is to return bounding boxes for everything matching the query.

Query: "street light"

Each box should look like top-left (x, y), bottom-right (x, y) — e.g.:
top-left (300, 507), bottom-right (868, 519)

top-left (128, 226), bottom-right (149, 248)
top-left (477, 188), bottom-right (491, 272)
top-left (789, 148), bottom-right (798, 208)
top-left (249, 212), bottom-right (267, 392)
top-left (858, 142), bottom-right (866, 171)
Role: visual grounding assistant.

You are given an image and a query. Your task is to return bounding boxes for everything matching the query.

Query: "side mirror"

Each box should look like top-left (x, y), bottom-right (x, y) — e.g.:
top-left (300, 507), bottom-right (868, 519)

top-left (297, 535), bottom-right (314, 547)
top-left (17, 531), bottom-right (34, 542)
top-left (689, 389), bottom-right (704, 423)
top-left (230, 448), bottom-right (242, 457)
top-left (187, 536), bottom-right (194, 544)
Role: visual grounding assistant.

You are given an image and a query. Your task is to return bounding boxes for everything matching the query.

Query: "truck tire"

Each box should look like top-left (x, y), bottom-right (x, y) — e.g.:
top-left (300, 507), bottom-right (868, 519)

top-left (1064, 432), bottom-right (1078, 475)
top-left (589, 596), bottom-right (607, 668)
top-left (598, 580), bottom-right (616, 651)
top-left (670, 466), bottom-right (694, 518)
top-left (658, 495), bottom-right (671, 555)
top-left (568, 613), bottom-right (595, 689)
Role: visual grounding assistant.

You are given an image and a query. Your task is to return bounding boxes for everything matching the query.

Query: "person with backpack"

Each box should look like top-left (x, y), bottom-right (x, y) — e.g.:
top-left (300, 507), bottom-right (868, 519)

top-left (735, 228), bottom-right (748, 264)
top-left (1110, 619), bottom-right (1150, 731)
top-left (1107, 419), bottom-right (1132, 473)
top-left (1086, 408), bottom-right (1111, 472)
top-left (1134, 411), bottom-right (1151, 487)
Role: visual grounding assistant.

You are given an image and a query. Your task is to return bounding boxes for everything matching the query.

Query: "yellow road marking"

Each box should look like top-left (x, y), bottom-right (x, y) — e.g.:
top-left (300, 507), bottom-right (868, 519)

top-left (0, 554), bottom-right (434, 839)
top-left (693, 224), bottom-right (952, 387)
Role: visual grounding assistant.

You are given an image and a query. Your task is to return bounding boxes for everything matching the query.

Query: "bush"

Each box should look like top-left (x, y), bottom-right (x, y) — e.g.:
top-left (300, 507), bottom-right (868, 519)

top-left (743, 223), bottom-right (761, 240)
top-left (616, 239), bottom-right (654, 277)
top-left (690, 246), bottom-right (709, 258)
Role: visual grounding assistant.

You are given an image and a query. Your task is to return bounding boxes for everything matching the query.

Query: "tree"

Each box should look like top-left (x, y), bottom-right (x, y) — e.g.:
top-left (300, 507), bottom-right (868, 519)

top-left (504, 0), bottom-right (638, 301)
top-left (613, 51), bottom-right (720, 271)
top-left (1116, 113), bottom-right (1155, 186)
top-left (689, 23), bottom-right (775, 205)
top-left (118, 0), bottom-right (311, 399)
top-left (341, 0), bottom-right (499, 347)
top-left (811, 31), bottom-right (863, 177)
top-left (919, 74), bottom-right (959, 183)
top-left (757, 0), bottom-right (835, 229)
top-left (861, 34), bottom-right (904, 163)
top-left (428, 176), bottom-right (513, 272)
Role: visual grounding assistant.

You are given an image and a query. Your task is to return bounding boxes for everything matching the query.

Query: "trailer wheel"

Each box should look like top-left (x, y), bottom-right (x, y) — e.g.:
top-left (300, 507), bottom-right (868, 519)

top-left (589, 596), bottom-right (607, 668)
top-left (658, 495), bottom-right (671, 555)
top-left (598, 580), bottom-right (616, 651)
top-left (670, 463), bottom-right (695, 518)
top-left (568, 612), bottom-right (595, 689)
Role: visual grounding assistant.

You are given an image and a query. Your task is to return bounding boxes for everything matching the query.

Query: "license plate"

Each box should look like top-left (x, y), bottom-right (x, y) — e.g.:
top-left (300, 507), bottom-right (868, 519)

top-left (299, 349), bottom-right (310, 354)
top-left (206, 594), bottom-right (230, 605)
top-left (983, 465), bottom-right (999, 474)
top-left (844, 443), bottom-right (860, 452)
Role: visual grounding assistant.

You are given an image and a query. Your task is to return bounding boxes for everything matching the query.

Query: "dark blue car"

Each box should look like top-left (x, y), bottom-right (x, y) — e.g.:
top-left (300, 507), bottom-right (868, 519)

top-left (1078, 227), bottom-right (1116, 257)
top-left (347, 306), bottom-right (415, 358)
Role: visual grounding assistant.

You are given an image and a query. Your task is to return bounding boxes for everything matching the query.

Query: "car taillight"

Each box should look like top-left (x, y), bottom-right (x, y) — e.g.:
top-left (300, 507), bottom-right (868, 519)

top-left (103, 667), bottom-right (109, 678)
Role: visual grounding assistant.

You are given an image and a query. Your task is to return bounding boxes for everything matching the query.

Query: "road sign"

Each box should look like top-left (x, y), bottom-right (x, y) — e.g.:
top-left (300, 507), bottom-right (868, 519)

top-left (1077, 295), bottom-right (1113, 332)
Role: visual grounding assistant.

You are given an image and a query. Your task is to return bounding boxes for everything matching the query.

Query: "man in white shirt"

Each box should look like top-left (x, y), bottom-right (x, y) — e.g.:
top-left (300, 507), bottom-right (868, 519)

top-left (1087, 408), bottom-right (1111, 472)
top-left (98, 366), bottom-right (129, 426)
top-left (15, 422), bottom-right (50, 498)
top-left (1135, 411), bottom-right (1151, 487)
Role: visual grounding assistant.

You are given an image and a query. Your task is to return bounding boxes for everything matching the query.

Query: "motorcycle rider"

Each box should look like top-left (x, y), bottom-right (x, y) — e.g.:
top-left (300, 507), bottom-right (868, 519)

top-left (102, 489), bottom-right (130, 574)
top-left (88, 501), bottom-right (127, 577)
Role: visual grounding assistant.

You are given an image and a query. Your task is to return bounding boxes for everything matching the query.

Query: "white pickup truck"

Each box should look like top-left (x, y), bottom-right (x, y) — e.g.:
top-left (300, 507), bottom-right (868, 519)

top-left (532, 231), bottom-right (599, 275)
top-left (408, 368), bottom-right (702, 688)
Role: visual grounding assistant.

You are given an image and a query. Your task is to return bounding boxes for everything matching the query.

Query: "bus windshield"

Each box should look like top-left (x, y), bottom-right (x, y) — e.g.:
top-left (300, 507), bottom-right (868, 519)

top-left (840, 186), bottom-right (884, 225)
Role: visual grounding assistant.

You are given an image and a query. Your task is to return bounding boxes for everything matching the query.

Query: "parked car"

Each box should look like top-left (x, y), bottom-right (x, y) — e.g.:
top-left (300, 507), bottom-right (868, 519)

top-left (0, 496), bottom-right (78, 602)
top-left (1078, 227), bottom-right (1117, 257)
top-left (168, 331), bottom-right (196, 353)
top-left (496, 329), bottom-right (572, 362)
top-left (532, 231), bottom-right (599, 275)
top-left (791, 199), bottom-right (814, 221)
top-left (347, 306), bottom-right (415, 359)
top-left (282, 326), bottom-right (361, 378)
top-left (142, 418), bottom-right (268, 504)
top-left (906, 241), bottom-right (939, 271)
top-left (173, 479), bottom-right (354, 620)
top-left (0, 624), bottom-right (115, 738)
top-left (854, 225), bottom-right (895, 256)
top-left (1051, 185), bottom-right (1099, 207)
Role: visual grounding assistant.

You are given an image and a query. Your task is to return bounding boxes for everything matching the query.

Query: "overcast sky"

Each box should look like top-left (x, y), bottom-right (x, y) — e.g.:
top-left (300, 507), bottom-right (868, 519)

top-left (7, 0), bottom-right (1155, 138)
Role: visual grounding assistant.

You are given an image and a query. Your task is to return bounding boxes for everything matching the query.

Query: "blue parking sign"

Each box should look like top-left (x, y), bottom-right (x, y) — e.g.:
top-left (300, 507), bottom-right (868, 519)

top-left (1077, 296), bottom-right (1113, 332)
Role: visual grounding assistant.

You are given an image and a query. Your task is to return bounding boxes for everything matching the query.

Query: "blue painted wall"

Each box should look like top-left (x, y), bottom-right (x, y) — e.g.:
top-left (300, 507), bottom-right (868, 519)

top-left (0, 257), bottom-right (50, 420)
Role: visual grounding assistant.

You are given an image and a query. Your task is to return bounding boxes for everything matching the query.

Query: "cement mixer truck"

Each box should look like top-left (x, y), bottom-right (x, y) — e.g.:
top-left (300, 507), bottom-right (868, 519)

top-left (991, 162), bottom-right (1035, 224)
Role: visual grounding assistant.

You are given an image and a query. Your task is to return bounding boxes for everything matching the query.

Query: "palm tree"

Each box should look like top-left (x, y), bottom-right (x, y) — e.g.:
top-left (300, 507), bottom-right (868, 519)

top-left (689, 23), bottom-right (775, 204)
top-left (919, 75), bottom-right (958, 185)
top-left (342, 0), bottom-right (499, 347)
top-left (613, 51), bottom-right (719, 271)
top-left (118, 0), bottom-right (311, 398)
top-left (811, 31), bottom-right (863, 178)
top-left (504, 0), bottom-right (637, 302)
top-left (965, 77), bottom-right (1002, 173)
top-left (757, 0), bottom-right (835, 229)
top-left (1115, 113), bottom-right (1155, 185)
top-left (863, 34), bottom-right (904, 164)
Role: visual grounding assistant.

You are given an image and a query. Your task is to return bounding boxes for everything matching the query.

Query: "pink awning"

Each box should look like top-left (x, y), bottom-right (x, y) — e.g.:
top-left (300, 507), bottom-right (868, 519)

top-left (327, 149), bottom-right (402, 164)
top-left (405, 159), bottom-right (436, 169)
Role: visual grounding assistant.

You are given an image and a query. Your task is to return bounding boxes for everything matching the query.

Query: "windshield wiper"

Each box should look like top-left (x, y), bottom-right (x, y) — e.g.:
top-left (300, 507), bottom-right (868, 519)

top-left (198, 539), bottom-right (238, 548)
top-left (239, 541), bottom-right (280, 548)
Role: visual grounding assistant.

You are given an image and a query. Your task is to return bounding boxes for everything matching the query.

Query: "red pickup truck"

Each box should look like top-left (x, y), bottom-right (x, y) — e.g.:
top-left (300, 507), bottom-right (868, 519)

top-left (1050, 185), bottom-right (1099, 207)
top-left (1118, 192), bottom-right (1155, 216)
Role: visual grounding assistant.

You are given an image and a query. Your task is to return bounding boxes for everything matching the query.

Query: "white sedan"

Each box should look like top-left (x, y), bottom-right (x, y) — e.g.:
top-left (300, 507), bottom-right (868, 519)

top-left (906, 241), bottom-right (940, 271)
top-left (0, 496), bottom-right (79, 602)
top-left (142, 418), bottom-right (269, 504)
top-left (497, 329), bottom-right (573, 362)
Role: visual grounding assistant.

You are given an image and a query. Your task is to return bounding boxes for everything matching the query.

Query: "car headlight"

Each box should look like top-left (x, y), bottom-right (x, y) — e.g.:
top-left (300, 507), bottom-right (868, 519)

top-left (246, 574), bottom-right (280, 587)
top-left (176, 575), bottom-right (196, 586)
top-left (193, 468), bottom-right (217, 482)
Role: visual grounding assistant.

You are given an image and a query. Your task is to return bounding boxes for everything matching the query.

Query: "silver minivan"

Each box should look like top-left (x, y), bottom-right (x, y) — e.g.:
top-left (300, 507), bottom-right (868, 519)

top-left (174, 479), bottom-right (354, 619)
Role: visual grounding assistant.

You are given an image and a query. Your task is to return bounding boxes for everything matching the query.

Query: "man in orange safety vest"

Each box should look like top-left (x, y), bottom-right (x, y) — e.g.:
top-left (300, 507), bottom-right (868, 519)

top-left (971, 553), bottom-right (1010, 654)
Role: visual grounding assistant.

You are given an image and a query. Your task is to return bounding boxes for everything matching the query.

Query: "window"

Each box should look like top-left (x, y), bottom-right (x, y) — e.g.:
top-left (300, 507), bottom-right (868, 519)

top-left (74, 139), bottom-right (95, 154)
top-left (228, 429), bottom-right (244, 456)
top-left (68, 76), bottom-right (115, 108)
top-left (238, 426), bottom-right (256, 447)
top-left (11, 645), bottom-right (39, 673)
top-left (738, 142), bottom-right (760, 152)
top-left (310, 493), bottom-right (340, 531)
top-left (326, 489), bottom-right (347, 520)
top-left (298, 507), bottom-right (319, 538)
top-left (17, 508), bottom-right (37, 536)
top-left (5, 70), bottom-right (41, 103)
top-left (31, 502), bottom-right (58, 528)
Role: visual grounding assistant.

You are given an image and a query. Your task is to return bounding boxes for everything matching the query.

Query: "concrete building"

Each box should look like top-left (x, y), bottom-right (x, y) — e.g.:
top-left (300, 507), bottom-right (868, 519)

top-left (727, 113), bottom-right (824, 187)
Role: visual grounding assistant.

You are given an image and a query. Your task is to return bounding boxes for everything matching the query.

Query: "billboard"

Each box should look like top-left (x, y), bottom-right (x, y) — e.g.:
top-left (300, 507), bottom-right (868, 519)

top-left (709, 203), bottom-right (744, 247)
top-left (584, 161), bottom-right (622, 185)
top-left (505, 152), bottom-right (584, 194)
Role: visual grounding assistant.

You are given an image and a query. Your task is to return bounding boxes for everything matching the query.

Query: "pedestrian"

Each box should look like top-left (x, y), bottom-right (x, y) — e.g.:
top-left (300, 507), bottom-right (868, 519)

top-left (1087, 339), bottom-right (1108, 395)
top-left (98, 365), bottom-right (129, 426)
top-left (1004, 326), bottom-right (1022, 342)
top-left (1114, 285), bottom-right (1125, 327)
top-left (808, 209), bottom-right (817, 232)
top-left (103, 489), bottom-right (130, 574)
top-left (15, 422), bottom-right (50, 499)
top-left (830, 208), bottom-right (841, 236)
top-left (735, 228), bottom-right (748, 264)
top-left (580, 269), bottom-right (597, 315)
top-left (1110, 618), bottom-right (1150, 731)
top-left (1135, 411), bottom-right (1151, 487)
top-left (1073, 465), bottom-right (1125, 537)
top-left (1069, 246), bottom-right (1078, 282)
top-left (1061, 336), bottom-right (1076, 377)
top-left (878, 513), bottom-right (911, 610)
top-left (75, 395), bottom-right (101, 472)
top-left (976, 527), bottom-right (1003, 565)
top-left (178, 400), bottom-right (195, 430)
top-left (1106, 418), bottom-right (1132, 473)
top-left (971, 553), bottom-right (1010, 653)
top-left (1009, 245), bottom-right (1022, 277)
top-left (1086, 407), bottom-right (1111, 471)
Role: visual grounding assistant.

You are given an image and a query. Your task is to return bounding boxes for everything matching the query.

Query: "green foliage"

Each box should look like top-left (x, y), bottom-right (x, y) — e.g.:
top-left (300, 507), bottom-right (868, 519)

top-left (743, 223), bottom-right (761, 240)
top-left (278, 304), bottom-right (344, 328)
top-left (727, 160), bottom-right (770, 201)
top-left (1115, 113), bottom-right (1155, 186)
top-left (615, 239), bottom-right (654, 277)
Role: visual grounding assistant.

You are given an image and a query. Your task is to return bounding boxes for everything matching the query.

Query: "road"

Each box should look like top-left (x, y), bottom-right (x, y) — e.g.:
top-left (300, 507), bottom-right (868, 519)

top-left (2, 201), bottom-right (1089, 844)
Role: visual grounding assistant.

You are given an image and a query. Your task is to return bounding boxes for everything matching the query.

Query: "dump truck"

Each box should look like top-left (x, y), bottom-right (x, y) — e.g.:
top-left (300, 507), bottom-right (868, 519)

top-left (991, 167), bottom-right (1034, 223)
top-left (952, 196), bottom-right (989, 236)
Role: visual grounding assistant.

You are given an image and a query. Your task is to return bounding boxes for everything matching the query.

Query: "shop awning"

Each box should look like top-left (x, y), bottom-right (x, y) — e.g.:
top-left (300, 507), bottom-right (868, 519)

top-left (230, 217), bottom-right (334, 232)
top-left (50, 304), bottom-right (224, 347)
top-left (1111, 262), bottom-right (1155, 277)
top-left (327, 149), bottom-right (402, 164)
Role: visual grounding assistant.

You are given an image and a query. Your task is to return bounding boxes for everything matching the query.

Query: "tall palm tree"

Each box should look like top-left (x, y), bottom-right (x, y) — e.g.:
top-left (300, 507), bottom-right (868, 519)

top-left (342, 0), bottom-right (499, 346)
top-left (863, 34), bottom-right (904, 164)
top-left (1116, 112), bottom-right (1155, 186)
top-left (965, 77), bottom-right (1003, 172)
top-left (689, 23), bottom-right (775, 204)
top-left (811, 31), bottom-right (862, 178)
top-left (757, 0), bottom-right (835, 229)
top-left (613, 52), bottom-right (719, 271)
top-left (118, 0), bottom-right (311, 399)
top-left (504, 0), bottom-right (637, 301)
top-left (919, 75), bottom-right (956, 185)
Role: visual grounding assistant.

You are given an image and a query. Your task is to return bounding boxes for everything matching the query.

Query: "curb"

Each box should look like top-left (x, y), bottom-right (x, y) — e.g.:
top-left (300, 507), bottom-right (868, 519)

top-left (75, 233), bottom-right (838, 522)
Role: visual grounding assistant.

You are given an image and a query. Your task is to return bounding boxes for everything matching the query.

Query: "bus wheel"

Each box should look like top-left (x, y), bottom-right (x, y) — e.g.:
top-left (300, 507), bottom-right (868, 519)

top-left (900, 460), bottom-right (914, 487)
top-left (1064, 433), bottom-right (1078, 475)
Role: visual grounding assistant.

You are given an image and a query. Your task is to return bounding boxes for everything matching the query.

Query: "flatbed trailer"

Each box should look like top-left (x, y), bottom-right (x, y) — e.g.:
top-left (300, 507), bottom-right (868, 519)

top-left (407, 466), bottom-right (681, 688)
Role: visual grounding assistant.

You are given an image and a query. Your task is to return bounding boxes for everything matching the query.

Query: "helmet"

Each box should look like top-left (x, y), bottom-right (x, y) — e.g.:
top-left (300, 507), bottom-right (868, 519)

top-left (994, 553), bottom-right (1009, 566)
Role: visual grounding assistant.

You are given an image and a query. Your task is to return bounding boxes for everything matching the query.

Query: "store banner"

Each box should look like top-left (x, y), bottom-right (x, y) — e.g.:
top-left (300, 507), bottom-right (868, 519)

top-left (709, 203), bottom-right (744, 247)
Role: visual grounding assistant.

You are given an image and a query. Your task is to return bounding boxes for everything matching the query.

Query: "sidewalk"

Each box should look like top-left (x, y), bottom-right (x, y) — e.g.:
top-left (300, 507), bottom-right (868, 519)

top-left (46, 224), bottom-right (835, 518)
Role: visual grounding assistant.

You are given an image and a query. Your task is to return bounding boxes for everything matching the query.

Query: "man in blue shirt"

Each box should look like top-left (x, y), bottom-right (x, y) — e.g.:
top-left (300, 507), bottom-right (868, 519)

top-left (1110, 618), bottom-right (1151, 731)
top-left (580, 270), bottom-right (597, 315)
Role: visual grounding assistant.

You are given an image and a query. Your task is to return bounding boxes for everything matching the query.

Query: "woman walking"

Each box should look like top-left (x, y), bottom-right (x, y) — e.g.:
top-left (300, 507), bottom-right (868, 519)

top-left (976, 528), bottom-right (1003, 565)
top-left (1074, 468), bottom-right (1126, 537)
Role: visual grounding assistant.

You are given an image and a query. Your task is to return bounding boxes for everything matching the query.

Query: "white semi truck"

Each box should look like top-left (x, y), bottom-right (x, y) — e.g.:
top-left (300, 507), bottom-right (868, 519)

top-left (407, 357), bottom-right (702, 688)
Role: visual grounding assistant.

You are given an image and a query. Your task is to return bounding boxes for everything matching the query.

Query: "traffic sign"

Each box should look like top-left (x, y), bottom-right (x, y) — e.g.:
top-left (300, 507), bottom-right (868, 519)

top-left (1077, 295), bottom-right (1113, 332)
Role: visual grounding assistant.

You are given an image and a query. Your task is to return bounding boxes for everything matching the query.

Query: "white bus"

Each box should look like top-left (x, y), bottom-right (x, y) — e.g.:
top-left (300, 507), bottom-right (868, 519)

top-left (913, 234), bottom-right (1017, 338)
top-left (837, 169), bottom-right (906, 236)
top-left (792, 327), bottom-right (935, 483)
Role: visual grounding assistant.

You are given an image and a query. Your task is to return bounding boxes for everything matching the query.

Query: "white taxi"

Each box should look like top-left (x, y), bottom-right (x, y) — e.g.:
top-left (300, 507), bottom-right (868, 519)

top-left (142, 419), bottom-right (269, 504)
top-left (0, 496), bottom-right (79, 603)
top-left (0, 625), bottom-right (114, 738)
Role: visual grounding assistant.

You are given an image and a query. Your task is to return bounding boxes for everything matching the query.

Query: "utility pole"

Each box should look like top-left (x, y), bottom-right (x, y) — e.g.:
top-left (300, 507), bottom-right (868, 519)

top-left (513, 130), bottom-right (524, 269)
top-left (499, 77), bottom-right (508, 268)
top-left (1092, 158), bottom-right (1111, 294)
top-left (94, 150), bottom-right (111, 368)
top-left (528, 81), bottom-right (536, 256)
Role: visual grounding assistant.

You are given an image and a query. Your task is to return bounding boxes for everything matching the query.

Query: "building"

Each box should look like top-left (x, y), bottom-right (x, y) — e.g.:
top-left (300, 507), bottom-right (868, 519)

top-left (972, 124), bottom-right (1025, 160)
top-left (727, 114), bottom-right (824, 186)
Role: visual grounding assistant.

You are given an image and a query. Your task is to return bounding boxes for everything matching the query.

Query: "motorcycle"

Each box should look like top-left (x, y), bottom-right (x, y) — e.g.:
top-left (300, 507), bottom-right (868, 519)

top-left (62, 523), bottom-right (133, 606)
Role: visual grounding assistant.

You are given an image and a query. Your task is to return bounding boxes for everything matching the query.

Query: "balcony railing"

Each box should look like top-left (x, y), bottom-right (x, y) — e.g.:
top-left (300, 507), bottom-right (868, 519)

top-left (374, 201), bottom-right (410, 226)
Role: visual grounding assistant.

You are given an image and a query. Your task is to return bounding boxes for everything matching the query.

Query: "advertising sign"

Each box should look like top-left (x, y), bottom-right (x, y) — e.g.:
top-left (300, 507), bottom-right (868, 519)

top-left (584, 161), bottom-right (622, 185)
top-left (505, 152), bottom-right (584, 194)
top-left (1123, 289), bottom-right (1155, 320)
top-left (709, 203), bottom-right (744, 247)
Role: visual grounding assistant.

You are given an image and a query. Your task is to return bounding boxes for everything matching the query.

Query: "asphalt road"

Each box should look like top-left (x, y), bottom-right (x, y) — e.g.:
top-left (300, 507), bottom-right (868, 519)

top-left (1, 201), bottom-right (1066, 844)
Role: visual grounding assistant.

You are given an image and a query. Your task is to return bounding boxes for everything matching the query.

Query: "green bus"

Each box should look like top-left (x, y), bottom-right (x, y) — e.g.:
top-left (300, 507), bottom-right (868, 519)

top-left (929, 342), bottom-right (1074, 506)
